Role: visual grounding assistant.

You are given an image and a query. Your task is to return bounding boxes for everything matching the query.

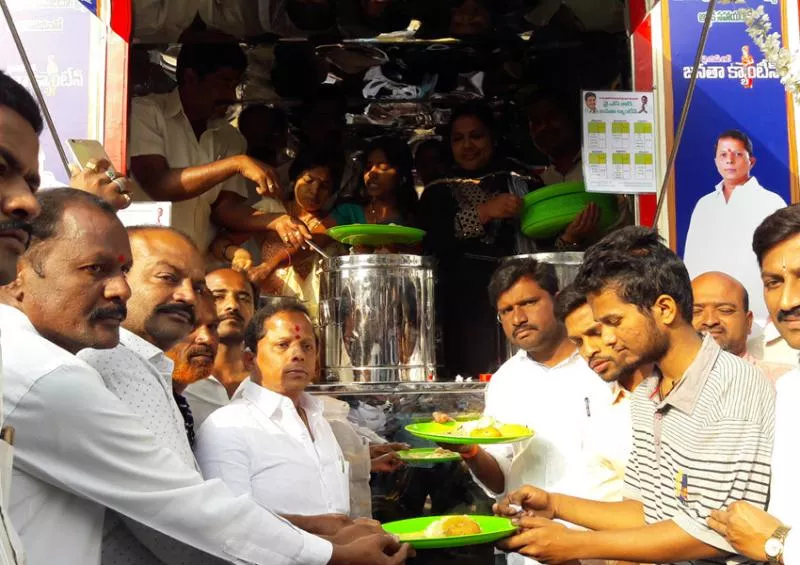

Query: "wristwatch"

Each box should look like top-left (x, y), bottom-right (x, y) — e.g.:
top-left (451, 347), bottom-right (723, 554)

top-left (765, 525), bottom-right (791, 565)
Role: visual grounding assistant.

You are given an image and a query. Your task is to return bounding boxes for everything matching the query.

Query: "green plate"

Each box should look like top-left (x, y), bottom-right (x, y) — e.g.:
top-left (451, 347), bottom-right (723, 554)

top-left (384, 515), bottom-right (517, 549)
top-left (520, 181), bottom-right (619, 239)
top-left (396, 448), bottom-right (461, 464)
top-left (326, 224), bottom-right (426, 247)
top-left (405, 421), bottom-right (534, 445)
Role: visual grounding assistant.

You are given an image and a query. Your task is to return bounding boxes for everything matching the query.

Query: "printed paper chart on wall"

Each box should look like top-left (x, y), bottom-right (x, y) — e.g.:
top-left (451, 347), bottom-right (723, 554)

top-left (580, 90), bottom-right (657, 194)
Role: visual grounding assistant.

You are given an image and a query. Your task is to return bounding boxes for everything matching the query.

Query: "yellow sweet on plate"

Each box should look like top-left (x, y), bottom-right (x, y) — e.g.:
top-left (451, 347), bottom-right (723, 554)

top-left (424, 515), bottom-right (482, 537)
top-left (470, 427), bottom-right (503, 438)
top-left (498, 423), bottom-right (530, 437)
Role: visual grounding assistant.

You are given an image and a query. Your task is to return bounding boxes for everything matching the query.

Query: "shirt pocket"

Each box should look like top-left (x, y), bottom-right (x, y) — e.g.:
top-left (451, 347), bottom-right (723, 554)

top-left (320, 458), bottom-right (351, 516)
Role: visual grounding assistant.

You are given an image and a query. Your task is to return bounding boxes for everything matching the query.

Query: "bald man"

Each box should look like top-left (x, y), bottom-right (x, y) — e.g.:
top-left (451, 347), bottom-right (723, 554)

top-left (692, 271), bottom-right (791, 383)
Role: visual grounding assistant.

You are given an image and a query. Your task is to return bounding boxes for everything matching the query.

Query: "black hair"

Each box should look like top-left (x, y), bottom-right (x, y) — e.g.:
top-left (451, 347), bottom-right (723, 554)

top-left (715, 129), bottom-right (754, 156)
top-left (287, 150), bottom-right (341, 198)
top-left (0, 70), bottom-right (44, 135)
top-left (554, 283), bottom-right (588, 323)
top-left (444, 100), bottom-right (498, 169)
top-left (753, 203), bottom-right (800, 266)
top-left (244, 300), bottom-right (313, 353)
top-left (584, 92), bottom-right (597, 101)
top-left (523, 88), bottom-right (581, 132)
top-left (576, 226), bottom-right (694, 323)
top-left (26, 188), bottom-right (117, 275)
top-left (205, 266), bottom-right (261, 308)
top-left (359, 136), bottom-right (418, 224)
top-left (238, 104), bottom-right (288, 131)
top-left (176, 42), bottom-right (247, 86)
top-left (488, 258), bottom-right (559, 307)
top-left (447, 100), bottom-right (497, 141)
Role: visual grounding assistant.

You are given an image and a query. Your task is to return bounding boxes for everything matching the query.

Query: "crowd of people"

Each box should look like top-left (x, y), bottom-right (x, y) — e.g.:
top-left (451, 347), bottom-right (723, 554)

top-left (125, 41), bottom-right (616, 379)
top-left (3, 10), bottom-right (800, 564)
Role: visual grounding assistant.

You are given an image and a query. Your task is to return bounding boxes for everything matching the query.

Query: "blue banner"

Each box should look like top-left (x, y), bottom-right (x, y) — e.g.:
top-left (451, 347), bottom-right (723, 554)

top-left (0, 0), bottom-right (94, 186)
top-left (668, 0), bottom-right (793, 321)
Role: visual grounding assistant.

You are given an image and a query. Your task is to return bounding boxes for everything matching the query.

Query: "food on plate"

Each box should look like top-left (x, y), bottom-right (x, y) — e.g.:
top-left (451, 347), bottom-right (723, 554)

top-left (470, 427), bottom-right (503, 438)
top-left (441, 416), bottom-right (531, 438)
top-left (401, 447), bottom-right (458, 460)
top-left (424, 515), bottom-right (482, 537)
top-left (497, 423), bottom-right (530, 436)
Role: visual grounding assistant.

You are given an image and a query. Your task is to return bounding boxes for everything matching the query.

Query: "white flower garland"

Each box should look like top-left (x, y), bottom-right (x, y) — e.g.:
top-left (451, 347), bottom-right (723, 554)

top-left (743, 6), bottom-right (800, 103)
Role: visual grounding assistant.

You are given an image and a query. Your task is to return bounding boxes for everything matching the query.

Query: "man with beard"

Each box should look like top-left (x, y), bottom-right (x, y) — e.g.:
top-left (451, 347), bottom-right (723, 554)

top-left (184, 267), bottom-right (256, 426)
top-left (691, 271), bottom-right (791, 383)
top-left (707, 204), bottom-right (800, 564)
top-left (80, 225), bottom-right (398, 565)
top-left (2, 189), bottom-right (411, 565)
top-left (0, 69), bottom-right (46, 565)
top-left (555, 283), bottom-right (649, 502)
top-left (168, 294), bottom-right (220, 448)
top-left (435, 258), bottom-right (612, 565)
top-left (495, 226), bottom-right (775, 565)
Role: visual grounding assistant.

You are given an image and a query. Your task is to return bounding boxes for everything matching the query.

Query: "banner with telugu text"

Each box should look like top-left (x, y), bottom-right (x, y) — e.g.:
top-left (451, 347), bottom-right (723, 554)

top-left (0, 0), bottom-right (96, 186)
top-left (667, 0), bottom-right (794, 322)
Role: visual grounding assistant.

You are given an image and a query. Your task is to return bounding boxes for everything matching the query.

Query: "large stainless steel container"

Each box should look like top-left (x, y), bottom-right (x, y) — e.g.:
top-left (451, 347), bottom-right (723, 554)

top-left (319, 254), bottom-right (436, 383)
top-left (501, 252), bottom-right (585, 359)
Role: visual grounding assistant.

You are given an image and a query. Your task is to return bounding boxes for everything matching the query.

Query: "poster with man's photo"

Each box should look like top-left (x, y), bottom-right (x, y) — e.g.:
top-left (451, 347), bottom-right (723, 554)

top-left (665, 0), bottom-right (797, 323)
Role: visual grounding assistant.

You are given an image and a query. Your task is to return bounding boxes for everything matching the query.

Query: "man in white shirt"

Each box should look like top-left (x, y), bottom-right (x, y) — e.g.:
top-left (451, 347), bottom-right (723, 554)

top-left (683, 129), bottom-right (787, 323)
top-left (437, 258), bottom-right (612, 565)
top-left (555, 283), bottom-right (649, 502)
top-left (185, 267), bottom-right (256, 425)
top-left (1, 188), bottom-right (410, 565)
top-left (525, 90), bottom-right (601, 248)
top-left (0, 69), bottom-right (49, 565)
top-left (708, 203), bottom-right (800, 564)
top-left (691, 271), bottom-right (792, 383)
top-left (129, 42), bottom-right (310, 255)
top-left (496, 227), bottom-right (775, 565)
top-left (196, 301), bottom-right (350, 516)
top-left (80, 225), bottom-right (404, 565)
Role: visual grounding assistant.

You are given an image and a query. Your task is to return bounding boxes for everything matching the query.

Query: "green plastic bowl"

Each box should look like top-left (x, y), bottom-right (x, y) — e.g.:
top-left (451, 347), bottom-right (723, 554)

top-left (521, 181), bottom-right (619, 239)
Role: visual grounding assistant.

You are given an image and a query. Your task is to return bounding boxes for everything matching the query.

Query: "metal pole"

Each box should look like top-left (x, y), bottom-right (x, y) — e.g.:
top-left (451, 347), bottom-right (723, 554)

top-left (653, 0), bottom-right (717, 229)
top-left (0, 0), bottom-right (72, 177)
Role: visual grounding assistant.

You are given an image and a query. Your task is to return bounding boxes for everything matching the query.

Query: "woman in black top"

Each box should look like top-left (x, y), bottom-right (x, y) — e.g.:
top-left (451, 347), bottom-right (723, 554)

top-left (418, 101), bottom-right (542, 379)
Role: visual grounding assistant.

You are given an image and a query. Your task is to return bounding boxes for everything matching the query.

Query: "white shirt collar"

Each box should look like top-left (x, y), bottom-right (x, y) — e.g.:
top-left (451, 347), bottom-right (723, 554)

top-left (119, 328), bottom-right (174, 376)
top-left (515, 347), bottom-right (583, 371)
top-left (241, 380), bottom-right (322, 419)
top-left (713, 176), bottom-right (761, 194)
top-left (164, 88), bottom-right (231, 132)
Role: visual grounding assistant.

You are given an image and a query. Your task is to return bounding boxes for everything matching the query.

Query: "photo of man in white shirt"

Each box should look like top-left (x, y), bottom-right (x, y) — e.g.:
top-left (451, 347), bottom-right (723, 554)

top-left (682, 129), bottom-right (786, 323)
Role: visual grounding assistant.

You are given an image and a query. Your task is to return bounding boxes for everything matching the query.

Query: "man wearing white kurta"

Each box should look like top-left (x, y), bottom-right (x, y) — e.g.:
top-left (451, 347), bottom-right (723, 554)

top-left (439, 258), bottom-right (612, 565)
top-left (683, 130), bottom-right (786, 324)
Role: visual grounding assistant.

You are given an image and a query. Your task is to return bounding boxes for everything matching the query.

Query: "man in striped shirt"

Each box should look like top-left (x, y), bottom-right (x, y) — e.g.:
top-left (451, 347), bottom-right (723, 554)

top-left (496, 226), bottom-right (775, 565)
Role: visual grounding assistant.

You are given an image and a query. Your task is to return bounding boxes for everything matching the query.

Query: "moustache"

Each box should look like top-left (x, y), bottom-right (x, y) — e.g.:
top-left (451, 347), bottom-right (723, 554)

top-left (156, 303), bottom-right (195, 325)
top-left (187, 344), bottom-right (215, 360)
top-left (777, 307), bottom-right (800, 322)
top-left (220, 311), bottom-right (244, 323)
top-left (89, 302), bottom-right (127, 322)
top-left (513, 324), bottom-right (538, 337)
top-left (0, 219), bottom-right (33, 248)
